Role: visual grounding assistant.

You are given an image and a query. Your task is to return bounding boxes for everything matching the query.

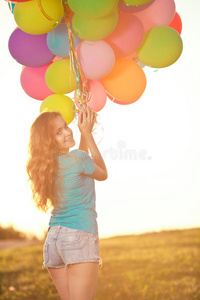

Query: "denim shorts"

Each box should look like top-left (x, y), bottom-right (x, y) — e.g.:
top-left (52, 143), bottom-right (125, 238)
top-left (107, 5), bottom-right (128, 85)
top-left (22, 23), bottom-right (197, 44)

top-left (43, 226), bottom-right (101, 268)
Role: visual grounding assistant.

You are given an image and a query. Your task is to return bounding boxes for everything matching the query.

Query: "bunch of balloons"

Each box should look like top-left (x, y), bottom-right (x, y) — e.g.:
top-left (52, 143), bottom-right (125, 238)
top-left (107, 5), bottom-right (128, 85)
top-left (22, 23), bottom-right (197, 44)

top-left (7, 0), bottom-right (183, 124)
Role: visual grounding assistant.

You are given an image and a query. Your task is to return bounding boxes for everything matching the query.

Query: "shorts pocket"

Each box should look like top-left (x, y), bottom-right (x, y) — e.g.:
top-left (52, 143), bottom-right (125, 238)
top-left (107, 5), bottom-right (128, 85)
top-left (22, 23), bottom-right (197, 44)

top-left (61, 234), bottom-right (89, 261)
top-left (43, 242), bottom-right (49, 264)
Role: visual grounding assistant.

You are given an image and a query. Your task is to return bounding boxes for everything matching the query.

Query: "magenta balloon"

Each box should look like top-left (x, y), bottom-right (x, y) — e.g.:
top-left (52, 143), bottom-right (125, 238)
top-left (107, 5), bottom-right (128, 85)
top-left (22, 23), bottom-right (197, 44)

top-left (118, 0), bottom-right (155, 13)
top-left (20, 64), bottom-right (55, 100)
top-left (104, 13), bottom-right (144, 58)
top-left (8, 28), bottom-right (54, 67)
top-left (134, 0), bottom-right (176, 31)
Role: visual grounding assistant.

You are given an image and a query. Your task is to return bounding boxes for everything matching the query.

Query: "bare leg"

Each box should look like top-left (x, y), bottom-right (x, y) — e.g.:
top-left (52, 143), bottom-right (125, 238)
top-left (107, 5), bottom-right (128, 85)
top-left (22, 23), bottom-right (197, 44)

top-left (68, 262), bottom-right (99, 300)
top-left (48, 267), bottom-right (70, 300)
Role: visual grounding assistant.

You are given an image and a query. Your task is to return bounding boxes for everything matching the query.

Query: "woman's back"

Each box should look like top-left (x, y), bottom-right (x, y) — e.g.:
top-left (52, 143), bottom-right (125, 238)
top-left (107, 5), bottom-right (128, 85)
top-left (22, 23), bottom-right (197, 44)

top-left (49, 149), bottom-right (98, 234)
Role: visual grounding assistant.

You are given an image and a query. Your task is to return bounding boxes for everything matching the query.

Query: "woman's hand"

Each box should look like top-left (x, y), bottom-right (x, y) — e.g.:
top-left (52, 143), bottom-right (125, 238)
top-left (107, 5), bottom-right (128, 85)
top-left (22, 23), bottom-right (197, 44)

top-left (78, 106), bottom-right (96, 136)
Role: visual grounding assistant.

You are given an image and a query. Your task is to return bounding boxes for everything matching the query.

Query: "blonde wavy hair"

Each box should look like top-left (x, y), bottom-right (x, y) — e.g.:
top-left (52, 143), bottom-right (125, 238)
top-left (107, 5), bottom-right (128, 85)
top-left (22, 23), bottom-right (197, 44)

top-left (26, 111), bottom-right (62, 212)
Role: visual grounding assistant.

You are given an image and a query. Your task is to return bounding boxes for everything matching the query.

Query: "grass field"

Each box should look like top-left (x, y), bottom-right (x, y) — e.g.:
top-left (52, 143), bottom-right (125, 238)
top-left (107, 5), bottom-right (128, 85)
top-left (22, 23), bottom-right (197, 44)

top-left (0, 228), bottom-right (200, 300)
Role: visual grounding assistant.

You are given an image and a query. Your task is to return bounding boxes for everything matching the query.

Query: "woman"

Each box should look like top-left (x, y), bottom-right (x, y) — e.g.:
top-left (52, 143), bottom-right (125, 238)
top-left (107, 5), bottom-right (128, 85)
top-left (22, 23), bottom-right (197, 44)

top-left (26, 106), bottom-right (108, 300)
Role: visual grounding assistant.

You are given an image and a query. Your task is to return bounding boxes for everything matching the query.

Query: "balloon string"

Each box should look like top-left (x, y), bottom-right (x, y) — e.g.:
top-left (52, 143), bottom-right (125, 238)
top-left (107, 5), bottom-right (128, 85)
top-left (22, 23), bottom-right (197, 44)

top-left (62, 2), bottom-right (101, 139)
top-left (8, 1), bottom-right (15, 13)
top-left (37, 0), bottom-right (64, 27)
top-left (43, 1), bottom-right (101, 139)
top-left (37, 0), bottom-right (53, 21)
top-left (62, 0), bottom-right (89, 109)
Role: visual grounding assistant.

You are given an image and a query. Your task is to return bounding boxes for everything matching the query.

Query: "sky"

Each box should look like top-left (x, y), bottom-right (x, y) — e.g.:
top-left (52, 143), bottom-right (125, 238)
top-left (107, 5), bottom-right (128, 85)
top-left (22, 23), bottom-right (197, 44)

top-left (0, 0), bottom-right (200, 240)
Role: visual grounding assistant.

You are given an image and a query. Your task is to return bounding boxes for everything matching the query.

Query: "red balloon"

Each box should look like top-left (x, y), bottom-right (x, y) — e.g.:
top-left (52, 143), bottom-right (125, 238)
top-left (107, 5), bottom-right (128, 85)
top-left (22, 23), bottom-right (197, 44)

top-left (125, 51), bottom-right (139, 63)
top-left (104, 13), bottom-right (145, 58)
top-left (169, 12), bottom-right (182, 35)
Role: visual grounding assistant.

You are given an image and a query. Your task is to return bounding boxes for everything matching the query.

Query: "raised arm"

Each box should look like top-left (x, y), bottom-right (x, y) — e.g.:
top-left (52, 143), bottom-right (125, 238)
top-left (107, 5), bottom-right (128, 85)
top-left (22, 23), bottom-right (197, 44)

top-left (78, 107), bottom-right (108, 181)
top-left (78, 133), bottom-right (89, 154)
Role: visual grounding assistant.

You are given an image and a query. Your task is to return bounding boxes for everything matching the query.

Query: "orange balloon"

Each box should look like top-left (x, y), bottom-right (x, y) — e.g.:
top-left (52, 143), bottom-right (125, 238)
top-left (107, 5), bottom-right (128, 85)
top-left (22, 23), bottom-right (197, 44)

top-left (101, 59), bottom-right (146, 102)
top-left (107, 93), bottom-right (138, 105)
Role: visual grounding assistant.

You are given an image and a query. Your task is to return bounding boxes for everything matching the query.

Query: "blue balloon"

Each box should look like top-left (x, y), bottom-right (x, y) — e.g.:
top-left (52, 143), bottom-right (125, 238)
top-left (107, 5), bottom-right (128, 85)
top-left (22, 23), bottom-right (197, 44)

top-left (47, 24), bottom-right (81, 58)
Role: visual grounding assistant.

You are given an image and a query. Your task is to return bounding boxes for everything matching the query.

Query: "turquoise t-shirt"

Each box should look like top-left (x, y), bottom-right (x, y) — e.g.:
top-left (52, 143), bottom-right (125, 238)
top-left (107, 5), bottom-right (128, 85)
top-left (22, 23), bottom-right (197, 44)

top-left (49, 149), bottom-right (98, 235)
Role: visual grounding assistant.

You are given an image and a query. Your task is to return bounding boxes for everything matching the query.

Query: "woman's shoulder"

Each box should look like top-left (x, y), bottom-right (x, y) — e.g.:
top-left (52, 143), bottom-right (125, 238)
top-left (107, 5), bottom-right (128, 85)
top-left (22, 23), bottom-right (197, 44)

top-left (72, 149), bottom-right (89, 159)
top-left (57, 150), bottom-right (81, 171)
top-left (58, 149), bottom-right (87, 162)
top-left (57, 149), bottom-right (94, 175)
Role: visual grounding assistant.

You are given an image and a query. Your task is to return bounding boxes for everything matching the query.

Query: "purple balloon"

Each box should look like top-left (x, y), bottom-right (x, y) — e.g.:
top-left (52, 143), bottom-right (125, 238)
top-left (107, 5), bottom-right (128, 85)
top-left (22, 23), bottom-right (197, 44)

top-left (8, 28), bottom-right (55, 67)
top-left (118, 0), bottom-right (155, 13)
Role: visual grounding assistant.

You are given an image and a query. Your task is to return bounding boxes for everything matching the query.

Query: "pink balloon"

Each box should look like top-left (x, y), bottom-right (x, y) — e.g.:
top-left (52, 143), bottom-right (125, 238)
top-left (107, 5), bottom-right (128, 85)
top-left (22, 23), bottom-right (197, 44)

top-left (134, 0), bottom-right (176, 31)
top-left (104, 12), bottom-right (144, 58)
top-left (107, 93), bottom-right (138, 105)
top-left (20, 64), bottom-right (55, 100)
top-left (75, 80), bottom-right (107, 112)
top-left (76, 40), bottom-right (115, 80)
top-left (118, 0), bottom-right (155, 13)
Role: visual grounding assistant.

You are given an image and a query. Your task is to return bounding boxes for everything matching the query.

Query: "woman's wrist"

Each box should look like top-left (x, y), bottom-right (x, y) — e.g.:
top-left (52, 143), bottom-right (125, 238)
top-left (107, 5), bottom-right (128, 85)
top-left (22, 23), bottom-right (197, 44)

top-left (78, 133), bottom-right (89, 153)
top-left (84, 132), bottom-right (107, 172)
top-left (81, 131), bottom-right (93, 139)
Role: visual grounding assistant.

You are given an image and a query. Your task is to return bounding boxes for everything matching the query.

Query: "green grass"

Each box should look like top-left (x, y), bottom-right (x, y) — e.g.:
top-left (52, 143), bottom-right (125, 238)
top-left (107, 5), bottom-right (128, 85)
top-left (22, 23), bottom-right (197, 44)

top-left (0, 228), bottom-right (200, 300)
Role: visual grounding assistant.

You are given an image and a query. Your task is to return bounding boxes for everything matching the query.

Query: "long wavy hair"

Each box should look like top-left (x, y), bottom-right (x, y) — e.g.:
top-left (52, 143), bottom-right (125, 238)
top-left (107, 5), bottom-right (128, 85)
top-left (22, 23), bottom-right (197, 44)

top-left (26, 111), bottom-right (62, 212)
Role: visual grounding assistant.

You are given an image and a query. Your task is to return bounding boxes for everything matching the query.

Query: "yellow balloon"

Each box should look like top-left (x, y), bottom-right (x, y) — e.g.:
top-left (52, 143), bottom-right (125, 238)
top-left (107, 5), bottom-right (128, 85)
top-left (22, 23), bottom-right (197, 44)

top-left (45, 59), bottom-right (77, 94)
top-left (40, 94), bottom-right (75, 125)
top-left (14, 0), bottom-right (64, 35)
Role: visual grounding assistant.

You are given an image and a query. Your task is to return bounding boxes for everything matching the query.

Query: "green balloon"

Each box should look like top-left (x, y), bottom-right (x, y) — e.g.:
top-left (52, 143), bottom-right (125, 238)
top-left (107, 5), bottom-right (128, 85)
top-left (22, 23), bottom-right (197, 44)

top-left (123, 0), bottom-right (153, 5)
top-left (72, 9), bottom-right (118, 41)
top-left (137, 26), bottom-right (183, 68)
top-left (68, 0), bottom-right (119, 19)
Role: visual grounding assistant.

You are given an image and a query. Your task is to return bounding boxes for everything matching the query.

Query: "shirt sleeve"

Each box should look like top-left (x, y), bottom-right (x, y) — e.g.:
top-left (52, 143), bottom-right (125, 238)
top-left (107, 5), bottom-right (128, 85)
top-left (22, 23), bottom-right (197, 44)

top-left (76, 150), bottom-right (95, 175)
